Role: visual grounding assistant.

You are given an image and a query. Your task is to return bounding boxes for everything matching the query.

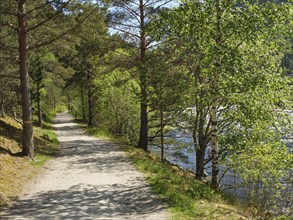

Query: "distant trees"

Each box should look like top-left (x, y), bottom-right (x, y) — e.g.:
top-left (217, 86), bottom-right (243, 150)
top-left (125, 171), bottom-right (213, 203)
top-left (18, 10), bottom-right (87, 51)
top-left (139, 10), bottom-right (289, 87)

top-left (0, 0), bottom-right (292, 212)
top-left (108, 0), bottom-right (174, 150)
top-left (0, 0), bottom-right (97, 158)
top-left (62, 4), bottom-right (108, 127)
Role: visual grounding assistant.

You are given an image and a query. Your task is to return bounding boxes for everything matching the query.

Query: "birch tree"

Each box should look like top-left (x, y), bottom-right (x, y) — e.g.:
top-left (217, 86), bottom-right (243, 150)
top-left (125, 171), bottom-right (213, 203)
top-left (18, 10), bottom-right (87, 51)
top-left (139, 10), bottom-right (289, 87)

top-left (151, 0), bottom-right (292, 188)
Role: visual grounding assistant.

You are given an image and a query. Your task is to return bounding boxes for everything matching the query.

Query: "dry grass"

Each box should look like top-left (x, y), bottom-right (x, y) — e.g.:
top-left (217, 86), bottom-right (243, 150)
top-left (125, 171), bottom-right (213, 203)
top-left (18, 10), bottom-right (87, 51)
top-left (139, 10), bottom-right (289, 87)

top-left (0, 116), bottom-right (58, 205)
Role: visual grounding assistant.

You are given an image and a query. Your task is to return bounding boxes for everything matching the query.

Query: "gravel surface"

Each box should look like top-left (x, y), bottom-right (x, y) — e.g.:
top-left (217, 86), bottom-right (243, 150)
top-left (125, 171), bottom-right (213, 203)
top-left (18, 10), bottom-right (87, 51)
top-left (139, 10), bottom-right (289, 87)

top-left (0, 112), bottom-right (170, 220)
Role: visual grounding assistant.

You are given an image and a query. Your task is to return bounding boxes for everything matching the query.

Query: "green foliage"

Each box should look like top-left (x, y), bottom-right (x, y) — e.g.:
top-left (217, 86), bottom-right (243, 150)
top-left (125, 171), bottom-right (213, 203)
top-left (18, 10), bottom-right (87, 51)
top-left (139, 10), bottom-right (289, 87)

top-left (94, 66), bottom-right (141, 144)
top-left (124, 146), bottom-right (253, 219)
top-left (226, 121), bottom-right (292, 209)
top-left (149, 0), bottom-right (293, 212)
top-left (1, 0), bottom-right (292, 217)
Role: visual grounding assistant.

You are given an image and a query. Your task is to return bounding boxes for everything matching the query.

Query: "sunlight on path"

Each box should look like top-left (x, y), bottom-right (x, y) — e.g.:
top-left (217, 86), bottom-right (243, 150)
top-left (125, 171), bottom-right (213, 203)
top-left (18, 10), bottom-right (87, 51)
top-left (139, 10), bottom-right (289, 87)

top-left (0, 112), bottom-right (170, 220)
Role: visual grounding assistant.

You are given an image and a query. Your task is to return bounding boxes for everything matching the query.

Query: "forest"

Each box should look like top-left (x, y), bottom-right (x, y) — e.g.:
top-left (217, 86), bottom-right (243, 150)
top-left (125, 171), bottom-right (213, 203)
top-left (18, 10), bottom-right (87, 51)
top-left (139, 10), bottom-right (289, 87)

top-left (0, 0), bottom-right (292, 218)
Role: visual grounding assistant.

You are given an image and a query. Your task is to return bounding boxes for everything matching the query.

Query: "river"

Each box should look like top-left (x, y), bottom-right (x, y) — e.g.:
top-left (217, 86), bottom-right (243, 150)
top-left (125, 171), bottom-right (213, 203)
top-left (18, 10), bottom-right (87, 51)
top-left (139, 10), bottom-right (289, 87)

top-left (148, 109), bottom-right (293, 216)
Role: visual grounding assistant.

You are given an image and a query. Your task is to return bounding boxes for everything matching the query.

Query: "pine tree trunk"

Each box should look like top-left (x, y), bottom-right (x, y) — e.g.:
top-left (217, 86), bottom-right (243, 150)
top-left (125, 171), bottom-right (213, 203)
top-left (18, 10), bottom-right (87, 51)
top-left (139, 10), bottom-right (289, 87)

top-left (88, 88), bottom-right (93, 127)
top-left (17, 0), bottom-right (34, 158)
top-left (160, 105), bottom-right (164, 162)
top-left (37, 83), bottom-right (42, 128)
top-left (87, 72), bottom-right (94, 127)
top-left (1, 94), bottom-right (5, 118)
top-left (138, 89), bottom-right (148, 150)
top-left (80, 84), bottom-right (86, 121)
top-left (137, 0), bottom-right (148, 151)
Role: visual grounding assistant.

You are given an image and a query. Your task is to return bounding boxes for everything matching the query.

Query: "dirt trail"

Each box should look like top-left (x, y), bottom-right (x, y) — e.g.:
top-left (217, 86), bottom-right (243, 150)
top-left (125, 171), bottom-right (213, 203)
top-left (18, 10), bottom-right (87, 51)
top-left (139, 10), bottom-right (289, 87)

top-left (0, 112), bottom-right (170, 219)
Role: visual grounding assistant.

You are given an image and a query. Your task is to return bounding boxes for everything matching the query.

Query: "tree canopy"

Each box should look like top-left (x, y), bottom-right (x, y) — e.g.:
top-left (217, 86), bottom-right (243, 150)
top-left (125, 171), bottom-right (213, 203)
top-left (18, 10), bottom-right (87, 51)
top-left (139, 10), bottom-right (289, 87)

top-left (0, 0), bottom-right (292, 216)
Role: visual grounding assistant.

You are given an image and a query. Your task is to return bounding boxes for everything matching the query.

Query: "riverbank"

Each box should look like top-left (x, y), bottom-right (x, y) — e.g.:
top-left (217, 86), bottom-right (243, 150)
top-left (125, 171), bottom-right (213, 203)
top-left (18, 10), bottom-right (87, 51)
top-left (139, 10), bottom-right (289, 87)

top-left (84, 125), bottom-right (259, 219)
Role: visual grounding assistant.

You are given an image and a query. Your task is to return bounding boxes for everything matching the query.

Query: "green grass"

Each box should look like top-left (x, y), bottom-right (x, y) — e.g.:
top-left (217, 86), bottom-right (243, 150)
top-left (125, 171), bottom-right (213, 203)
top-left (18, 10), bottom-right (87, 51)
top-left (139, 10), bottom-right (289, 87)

top-left (86, 127), bottom-right (112, 140)
top-left (121, 146), bottom-right (253, 220)
top-left (71, 116), bottom-right (255, 219)
top-left (32, 120), bottom-right (59, 167)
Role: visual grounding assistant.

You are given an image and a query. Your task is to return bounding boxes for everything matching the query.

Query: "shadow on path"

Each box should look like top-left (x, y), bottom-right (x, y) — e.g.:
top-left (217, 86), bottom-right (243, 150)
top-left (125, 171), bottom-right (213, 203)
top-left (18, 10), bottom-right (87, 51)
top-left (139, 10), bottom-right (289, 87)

top-left (1, 184), bottom-right (167, 219)
top-left (0, 112), bottom-right (170, 219)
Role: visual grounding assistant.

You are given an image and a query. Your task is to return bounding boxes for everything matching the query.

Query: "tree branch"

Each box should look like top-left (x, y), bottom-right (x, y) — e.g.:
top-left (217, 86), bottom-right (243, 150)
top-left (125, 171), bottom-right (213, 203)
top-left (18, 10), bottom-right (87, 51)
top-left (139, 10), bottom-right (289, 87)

top-left (14, 112), bottom-right (23, 125)
top-left (0, 74), bottom-right (19, 79)
top-left (27, 0), bottom-right (72, 33)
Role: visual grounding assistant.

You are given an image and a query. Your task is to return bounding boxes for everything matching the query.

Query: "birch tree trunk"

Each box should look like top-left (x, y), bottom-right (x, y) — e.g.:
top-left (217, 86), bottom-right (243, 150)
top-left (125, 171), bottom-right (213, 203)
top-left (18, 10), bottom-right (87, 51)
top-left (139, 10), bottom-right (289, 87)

top-left (211, 0), bottom-right (222, 189)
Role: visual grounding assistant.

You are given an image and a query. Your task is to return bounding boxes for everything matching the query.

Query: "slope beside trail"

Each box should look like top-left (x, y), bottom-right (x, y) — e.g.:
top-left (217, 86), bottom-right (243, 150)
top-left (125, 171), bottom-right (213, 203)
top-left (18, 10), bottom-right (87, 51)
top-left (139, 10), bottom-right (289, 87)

top-left (0, 112), bottom-right (170, 220)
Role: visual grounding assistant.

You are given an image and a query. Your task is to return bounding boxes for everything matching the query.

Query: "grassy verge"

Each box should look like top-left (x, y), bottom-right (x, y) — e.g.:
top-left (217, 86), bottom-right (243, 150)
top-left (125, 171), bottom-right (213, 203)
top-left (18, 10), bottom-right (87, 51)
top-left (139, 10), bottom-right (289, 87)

top-left (85, 127), bottom-right (112, 141)
top-left (32, 120), bottom-right (59, 167)
top-left (0, 116), bottom-right (59, 205)
top-left (121, 146), bottom-right (252, 220)
top-left (72, 119), bottom-right (255, 219)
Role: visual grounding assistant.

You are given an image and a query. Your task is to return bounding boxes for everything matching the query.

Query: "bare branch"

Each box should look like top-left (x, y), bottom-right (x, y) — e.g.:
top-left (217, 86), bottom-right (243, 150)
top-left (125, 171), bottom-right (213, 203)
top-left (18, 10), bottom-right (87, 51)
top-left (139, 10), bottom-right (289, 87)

top-left (110, 20), bottom-right (140, 29)
top-left (14, 112), bottom-right (23, 125)
top-left (108, 25), bottom-right (141, 39)
top-left (112, 1), bottom-right (140, 23)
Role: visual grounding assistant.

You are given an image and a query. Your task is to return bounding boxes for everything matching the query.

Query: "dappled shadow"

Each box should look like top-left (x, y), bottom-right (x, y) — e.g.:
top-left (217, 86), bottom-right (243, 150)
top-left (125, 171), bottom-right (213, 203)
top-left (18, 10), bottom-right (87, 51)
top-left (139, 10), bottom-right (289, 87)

top-left (0, 112), bottom-right (170, 219)
top-left (0, 118), bottom-right (56, 157)
top-left (0, 120), bottom-right (22, 146)
top-left (51, 136), bottom-right (136, 174)
top-left (0, 146), bottom-right (23, 157)
top-left (0, 183), bottom-right (168, 219)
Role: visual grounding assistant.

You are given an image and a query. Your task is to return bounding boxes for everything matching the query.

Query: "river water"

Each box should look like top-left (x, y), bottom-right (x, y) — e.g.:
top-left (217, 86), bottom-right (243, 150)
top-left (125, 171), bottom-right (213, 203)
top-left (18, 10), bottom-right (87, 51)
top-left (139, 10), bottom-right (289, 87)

top-left (148, 109), bottom-right (293, 216)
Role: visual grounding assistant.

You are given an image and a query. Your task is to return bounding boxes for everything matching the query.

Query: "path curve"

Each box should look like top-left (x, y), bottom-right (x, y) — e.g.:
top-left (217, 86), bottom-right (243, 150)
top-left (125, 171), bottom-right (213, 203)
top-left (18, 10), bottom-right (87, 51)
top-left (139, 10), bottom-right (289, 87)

top-left (1, 112), bottom-right (170, 219)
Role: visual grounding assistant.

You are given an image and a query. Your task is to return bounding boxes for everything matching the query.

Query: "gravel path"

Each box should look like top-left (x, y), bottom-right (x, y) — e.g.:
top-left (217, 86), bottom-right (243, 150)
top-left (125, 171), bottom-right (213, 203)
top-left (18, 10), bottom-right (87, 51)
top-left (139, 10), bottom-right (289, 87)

top-left (1, 112), bottom-right (170, 220)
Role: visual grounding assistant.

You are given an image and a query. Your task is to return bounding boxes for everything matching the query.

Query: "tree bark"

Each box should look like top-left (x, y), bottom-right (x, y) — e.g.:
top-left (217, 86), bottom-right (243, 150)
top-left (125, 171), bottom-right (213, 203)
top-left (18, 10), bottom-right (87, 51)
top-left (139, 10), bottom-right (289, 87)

top-left (211, 79), bottom-right (219, 189)
top-left (193, 119), bottom-right (208, 180)
top-left (1, 93), bottom-right (5, 118)
top-left (80, 84), bottom-right (86, 121)
top-left (138, 89), bottom-right (148, 150)
top-left (192, 65), bottom-right (209, 180)
top-left (195, 147), bottom-right (206, 180)
top-left (17, 0), bottom-right (34, 158)
top-left (160, 105), bottom-right (164, 162)
top-left (36, 82), bottom-right (42, 127)
top-left (211, 0), bottom-right (222, 189)
top-left (88, 88), bottom-right (94, 126)
top-left (87, 71), bottom-right (94, 127)
top-left (137, 0), bottom-right (148, 151)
